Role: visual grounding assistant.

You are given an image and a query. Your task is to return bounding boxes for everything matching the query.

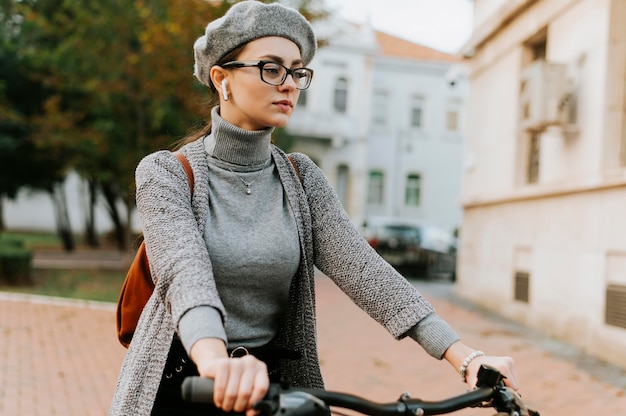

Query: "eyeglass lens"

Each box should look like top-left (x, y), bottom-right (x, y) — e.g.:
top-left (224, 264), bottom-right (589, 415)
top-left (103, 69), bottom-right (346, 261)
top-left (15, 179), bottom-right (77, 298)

top-left (261, 62), bottom-right (312, 90)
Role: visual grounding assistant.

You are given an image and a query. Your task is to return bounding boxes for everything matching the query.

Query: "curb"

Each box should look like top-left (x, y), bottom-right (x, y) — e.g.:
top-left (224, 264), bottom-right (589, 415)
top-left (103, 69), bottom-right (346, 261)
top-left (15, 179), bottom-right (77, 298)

top-left (0, 291), bottom-right (116, 311)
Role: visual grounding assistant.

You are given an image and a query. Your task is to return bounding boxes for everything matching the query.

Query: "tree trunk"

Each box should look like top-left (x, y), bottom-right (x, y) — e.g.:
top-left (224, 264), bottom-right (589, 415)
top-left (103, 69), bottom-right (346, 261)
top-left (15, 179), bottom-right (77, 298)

top-left (0, 195), bottom-right (5, 231)
top-left (84, 178), bottom-right (99, 247)
top-left (50, 182), bottom-right (75, 252)
top-left (100, 182), bottom-right (126, 251)
top-left (123, 193), bottom-right (135, 253)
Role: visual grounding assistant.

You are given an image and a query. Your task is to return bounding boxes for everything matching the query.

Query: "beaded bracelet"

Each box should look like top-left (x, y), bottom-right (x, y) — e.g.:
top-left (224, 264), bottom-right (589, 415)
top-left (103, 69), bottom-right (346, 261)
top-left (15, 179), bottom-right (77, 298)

top-left (459, 350), bottom-right (484, 382)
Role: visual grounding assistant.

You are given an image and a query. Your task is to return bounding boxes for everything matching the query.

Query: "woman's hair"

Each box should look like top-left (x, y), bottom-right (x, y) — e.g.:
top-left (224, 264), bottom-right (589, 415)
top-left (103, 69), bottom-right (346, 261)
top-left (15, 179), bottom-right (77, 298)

top-left (172, 45), bottom-right (245, 150)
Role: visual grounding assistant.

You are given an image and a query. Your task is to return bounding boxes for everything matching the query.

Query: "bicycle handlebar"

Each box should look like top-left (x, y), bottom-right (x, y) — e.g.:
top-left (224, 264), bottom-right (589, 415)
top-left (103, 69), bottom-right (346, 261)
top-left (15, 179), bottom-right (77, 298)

top-left (181, 365), bottom-right (539, 416)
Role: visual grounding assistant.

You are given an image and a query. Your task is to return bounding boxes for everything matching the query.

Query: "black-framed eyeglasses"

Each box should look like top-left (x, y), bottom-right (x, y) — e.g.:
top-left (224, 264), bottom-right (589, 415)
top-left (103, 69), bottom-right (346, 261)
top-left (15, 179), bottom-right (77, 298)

top-left (221, 60), bottom-right (314, 90)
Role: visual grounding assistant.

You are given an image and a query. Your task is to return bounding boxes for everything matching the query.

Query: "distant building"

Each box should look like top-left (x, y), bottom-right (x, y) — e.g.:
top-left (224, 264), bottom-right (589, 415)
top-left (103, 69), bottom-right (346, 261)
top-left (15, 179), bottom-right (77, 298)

top-left (4, 18), bottom-right (468, 245)
top-left (289, 17), bottom-right (468, 234)
top-left (457, 0), bottom-right (626, 368)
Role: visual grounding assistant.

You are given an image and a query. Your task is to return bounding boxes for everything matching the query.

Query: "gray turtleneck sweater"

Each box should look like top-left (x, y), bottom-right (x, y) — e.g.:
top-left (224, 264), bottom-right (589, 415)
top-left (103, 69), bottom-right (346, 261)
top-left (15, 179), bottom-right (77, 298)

top-left (179, 109), bottom-right (300, 352)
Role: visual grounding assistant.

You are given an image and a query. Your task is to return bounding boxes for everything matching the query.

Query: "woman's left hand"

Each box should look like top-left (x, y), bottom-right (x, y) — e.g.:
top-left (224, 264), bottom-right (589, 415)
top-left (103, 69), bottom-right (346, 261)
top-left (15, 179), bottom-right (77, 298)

top-left (465, 354), bottom-right (518, 390)
top-left (443, 341), bottom-right (519, 390)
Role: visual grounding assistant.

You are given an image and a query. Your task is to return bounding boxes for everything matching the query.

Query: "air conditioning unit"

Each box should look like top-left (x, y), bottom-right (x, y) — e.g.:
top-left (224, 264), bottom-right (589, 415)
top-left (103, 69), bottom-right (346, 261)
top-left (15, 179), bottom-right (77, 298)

top-left (519, 61), bottom-right (569, 130)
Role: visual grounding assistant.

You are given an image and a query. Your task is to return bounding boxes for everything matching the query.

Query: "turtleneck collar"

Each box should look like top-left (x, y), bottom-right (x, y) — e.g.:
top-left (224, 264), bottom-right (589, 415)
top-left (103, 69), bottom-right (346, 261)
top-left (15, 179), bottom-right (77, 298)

top-left (204, 106), bottom-right (274, 166)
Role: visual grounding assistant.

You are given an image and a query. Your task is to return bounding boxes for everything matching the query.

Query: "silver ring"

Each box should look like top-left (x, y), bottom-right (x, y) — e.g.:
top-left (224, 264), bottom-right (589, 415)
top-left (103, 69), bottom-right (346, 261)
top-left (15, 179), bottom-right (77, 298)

top-left (229, 346), bottom-right (249, 358)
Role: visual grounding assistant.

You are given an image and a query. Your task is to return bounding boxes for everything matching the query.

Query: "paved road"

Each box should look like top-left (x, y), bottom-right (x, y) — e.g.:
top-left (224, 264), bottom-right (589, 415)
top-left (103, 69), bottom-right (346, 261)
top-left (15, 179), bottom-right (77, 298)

top-left (1, 273), bottom-right (625, 415)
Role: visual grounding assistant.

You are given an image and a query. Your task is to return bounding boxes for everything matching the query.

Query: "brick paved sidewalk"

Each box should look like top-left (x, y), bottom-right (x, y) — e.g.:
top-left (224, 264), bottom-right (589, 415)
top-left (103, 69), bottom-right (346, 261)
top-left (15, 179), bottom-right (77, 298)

top-left (1, 275), bottom-right (625, 415)
top-left (317, 277), bottom-right (626, 415)
top-left (0, 293), bottom-right (127, 416)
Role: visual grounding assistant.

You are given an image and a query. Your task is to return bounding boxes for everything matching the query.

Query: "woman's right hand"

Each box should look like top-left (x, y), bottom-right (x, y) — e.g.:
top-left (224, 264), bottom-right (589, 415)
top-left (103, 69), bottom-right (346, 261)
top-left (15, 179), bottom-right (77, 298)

top-left (190, 338), bottom-right (269, 416)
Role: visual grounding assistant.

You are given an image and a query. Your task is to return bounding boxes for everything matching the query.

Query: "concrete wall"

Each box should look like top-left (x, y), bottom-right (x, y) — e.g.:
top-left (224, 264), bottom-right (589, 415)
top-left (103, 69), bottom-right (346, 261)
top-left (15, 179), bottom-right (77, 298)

top-left (461, 185), bottom-right (626, 368)
top-left (3, 171), bottom-right (138, 234)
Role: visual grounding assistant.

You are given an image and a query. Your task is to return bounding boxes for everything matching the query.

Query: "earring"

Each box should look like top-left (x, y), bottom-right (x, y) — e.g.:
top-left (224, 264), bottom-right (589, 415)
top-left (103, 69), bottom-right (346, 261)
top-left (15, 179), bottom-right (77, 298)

top-left (221, 79), bottom-right (229, 101)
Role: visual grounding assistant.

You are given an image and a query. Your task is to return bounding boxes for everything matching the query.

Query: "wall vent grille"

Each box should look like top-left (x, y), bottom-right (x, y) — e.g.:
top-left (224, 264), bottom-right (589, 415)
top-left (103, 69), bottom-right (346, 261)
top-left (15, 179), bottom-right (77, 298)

top-left (514, 272), bottom-right (530, 303)
top-left (605, 284), bottom-right (626, 329)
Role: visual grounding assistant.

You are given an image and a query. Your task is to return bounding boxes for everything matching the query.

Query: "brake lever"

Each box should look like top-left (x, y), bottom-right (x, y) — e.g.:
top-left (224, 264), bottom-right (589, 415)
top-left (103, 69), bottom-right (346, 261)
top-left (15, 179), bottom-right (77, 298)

top-left (474, 365), bottom-right (540, 416)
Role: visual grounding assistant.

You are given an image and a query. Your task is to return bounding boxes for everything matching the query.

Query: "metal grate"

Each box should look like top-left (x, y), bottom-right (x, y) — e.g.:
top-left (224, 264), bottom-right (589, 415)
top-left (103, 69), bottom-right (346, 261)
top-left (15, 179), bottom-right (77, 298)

top-left (514, 271), bottom-right (530, 303)
top-left (605, 284), bottom-right (626, 329)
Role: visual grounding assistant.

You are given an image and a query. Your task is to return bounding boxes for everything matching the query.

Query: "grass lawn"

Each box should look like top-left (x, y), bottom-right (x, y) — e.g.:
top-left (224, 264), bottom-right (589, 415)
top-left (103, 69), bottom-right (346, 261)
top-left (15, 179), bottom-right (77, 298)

top-left (0, 230), bottom-right (62, 249)
top-left (2, 268), bottom-right (126, 303)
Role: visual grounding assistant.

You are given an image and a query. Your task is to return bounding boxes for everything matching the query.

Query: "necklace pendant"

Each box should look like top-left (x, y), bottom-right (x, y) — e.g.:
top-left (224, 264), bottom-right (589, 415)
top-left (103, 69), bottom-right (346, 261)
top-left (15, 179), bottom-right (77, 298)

top-left (245, 186), bottom-right (251, 195)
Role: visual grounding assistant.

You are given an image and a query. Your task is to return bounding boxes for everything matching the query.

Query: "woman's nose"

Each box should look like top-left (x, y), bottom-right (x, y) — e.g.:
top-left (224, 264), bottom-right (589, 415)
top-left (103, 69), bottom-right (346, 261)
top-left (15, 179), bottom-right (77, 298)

top-left (279, 73), bottom-right (298, 90)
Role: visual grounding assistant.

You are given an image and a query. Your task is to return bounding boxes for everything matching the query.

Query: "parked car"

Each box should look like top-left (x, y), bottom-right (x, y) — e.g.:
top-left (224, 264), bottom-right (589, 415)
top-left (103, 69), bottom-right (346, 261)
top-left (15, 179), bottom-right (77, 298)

top-left (363, 219), bottom-right (457, 280)
top-left (365, 223), bottom-right (423, 269)
top-left (419, 225), bottom-right (458, 254)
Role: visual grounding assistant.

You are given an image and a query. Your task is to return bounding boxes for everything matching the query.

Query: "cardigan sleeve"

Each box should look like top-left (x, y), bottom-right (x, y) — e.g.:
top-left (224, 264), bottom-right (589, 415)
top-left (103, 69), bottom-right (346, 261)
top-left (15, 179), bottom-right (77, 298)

top-left (135, 151), bottom-right (226, 332)
top-left (291, 153), bottom-right (459, 358)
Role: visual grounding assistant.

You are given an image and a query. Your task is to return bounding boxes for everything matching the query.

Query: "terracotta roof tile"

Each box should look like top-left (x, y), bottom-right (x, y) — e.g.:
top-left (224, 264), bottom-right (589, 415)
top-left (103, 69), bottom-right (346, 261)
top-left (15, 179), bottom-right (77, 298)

top-left (375, 31), bottom-right (460, 62)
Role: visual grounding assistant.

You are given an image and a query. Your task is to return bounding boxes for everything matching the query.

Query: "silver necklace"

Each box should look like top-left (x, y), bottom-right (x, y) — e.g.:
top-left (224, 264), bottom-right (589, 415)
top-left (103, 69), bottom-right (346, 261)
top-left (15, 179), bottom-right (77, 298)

top-left (213, 156), bottom-right (270, 195)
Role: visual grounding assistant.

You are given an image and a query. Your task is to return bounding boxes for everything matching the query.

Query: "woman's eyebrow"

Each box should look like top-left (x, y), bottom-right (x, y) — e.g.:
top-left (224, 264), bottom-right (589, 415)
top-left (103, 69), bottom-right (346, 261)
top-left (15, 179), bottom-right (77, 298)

top-left (261, 54), bottom-right (304, 66)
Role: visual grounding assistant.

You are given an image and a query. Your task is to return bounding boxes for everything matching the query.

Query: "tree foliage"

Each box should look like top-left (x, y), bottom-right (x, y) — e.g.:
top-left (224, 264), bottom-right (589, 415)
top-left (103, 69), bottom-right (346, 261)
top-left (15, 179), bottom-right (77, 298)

top-left (0, 0), bottom-right (72, 241)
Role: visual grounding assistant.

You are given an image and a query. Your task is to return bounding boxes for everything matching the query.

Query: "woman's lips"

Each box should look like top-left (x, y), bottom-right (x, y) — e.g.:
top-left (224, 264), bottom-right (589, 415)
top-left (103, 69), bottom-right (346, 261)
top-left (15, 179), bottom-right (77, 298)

top-left (274, 100), bottom-right (293, 112)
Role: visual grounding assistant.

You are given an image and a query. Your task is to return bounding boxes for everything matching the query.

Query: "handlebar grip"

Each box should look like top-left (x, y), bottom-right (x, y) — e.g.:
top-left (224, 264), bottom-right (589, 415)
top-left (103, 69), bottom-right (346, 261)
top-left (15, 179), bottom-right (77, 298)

top-left (181, 376), bottom-right (214, 404)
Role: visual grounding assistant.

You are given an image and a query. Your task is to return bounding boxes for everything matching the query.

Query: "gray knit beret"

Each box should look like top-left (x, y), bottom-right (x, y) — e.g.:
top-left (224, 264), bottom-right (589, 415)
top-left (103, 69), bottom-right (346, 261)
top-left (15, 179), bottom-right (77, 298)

top-left (193, 1), bottom-right (317, 87)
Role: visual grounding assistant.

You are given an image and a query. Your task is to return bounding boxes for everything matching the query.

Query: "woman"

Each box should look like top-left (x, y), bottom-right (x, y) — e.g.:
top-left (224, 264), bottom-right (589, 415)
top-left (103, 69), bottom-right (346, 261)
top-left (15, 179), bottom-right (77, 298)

top-left (110, 2), bottom-right (518, 415)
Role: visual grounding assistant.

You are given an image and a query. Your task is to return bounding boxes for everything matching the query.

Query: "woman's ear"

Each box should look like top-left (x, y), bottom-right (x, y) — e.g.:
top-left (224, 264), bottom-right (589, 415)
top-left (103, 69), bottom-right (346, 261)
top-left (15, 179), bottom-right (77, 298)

top-left (209, 66), bottom-right (227, 94)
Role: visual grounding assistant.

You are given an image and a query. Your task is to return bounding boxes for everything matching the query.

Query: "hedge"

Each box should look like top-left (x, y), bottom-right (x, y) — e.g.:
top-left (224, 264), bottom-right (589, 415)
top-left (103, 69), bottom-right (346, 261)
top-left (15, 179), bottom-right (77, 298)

top-left (0, 238), bottom-right (33, 285)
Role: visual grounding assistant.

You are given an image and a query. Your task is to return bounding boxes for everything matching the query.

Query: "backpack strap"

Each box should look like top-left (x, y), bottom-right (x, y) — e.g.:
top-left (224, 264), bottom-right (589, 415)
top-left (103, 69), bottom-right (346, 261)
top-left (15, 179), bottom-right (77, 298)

top-left (288, 154), bottom-right (302, 184)
top-left (174, 151), bottom-right (194, 194)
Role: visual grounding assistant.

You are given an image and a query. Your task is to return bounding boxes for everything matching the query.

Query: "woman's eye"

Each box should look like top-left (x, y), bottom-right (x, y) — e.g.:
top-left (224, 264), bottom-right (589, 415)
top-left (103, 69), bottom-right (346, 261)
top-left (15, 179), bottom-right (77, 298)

top-left (263, 65), bottom-right (281, 76)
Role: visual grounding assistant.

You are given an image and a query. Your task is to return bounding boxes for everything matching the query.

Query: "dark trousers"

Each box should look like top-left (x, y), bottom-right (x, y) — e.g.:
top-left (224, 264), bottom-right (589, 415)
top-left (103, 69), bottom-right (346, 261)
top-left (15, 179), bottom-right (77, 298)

top-left (151, 338), bottom-right (299, 416)
top-left (151, 338), bottom-right (214, 416)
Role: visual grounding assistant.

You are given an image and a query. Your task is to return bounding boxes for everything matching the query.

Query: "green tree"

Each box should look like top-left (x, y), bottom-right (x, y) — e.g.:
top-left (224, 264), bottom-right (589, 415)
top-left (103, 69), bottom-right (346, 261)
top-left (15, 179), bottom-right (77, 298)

top-left (0, 0), bottom-right (75, 249)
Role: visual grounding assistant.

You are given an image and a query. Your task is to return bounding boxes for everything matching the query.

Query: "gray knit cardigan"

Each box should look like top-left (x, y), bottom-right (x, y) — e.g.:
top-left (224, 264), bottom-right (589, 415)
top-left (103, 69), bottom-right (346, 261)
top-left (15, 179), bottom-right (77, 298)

top-left (110, 138), bottom-right (448, 415)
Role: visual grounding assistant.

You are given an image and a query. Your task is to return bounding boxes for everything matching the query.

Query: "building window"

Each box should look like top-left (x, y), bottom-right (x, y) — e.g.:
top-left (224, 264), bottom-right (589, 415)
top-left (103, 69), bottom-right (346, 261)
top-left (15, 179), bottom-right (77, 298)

top-left (405, 173), bottom-right (421, 206)
top-left (410, 96), bottom-right (425, 128)
top-left (372, 90), bottom-right (388, 125)
top-left (527, 132), bottom-right (540, 183)
top-left (522, 28), bottom-right (547, 65)
top-left (532, 38), bottom-right (546, 61)
top-left (334, 77), bottom-right (348, 113)
top-left (336, 164), bottom-right (349, 208)
top-left (519, 29), bottom-right (547, 184)
top-left (446, 110), bottom-right (458, 131)
top-left (367, 171), bottom-right (384, 204)
top-left (297, 90), bottom-right (307, 107)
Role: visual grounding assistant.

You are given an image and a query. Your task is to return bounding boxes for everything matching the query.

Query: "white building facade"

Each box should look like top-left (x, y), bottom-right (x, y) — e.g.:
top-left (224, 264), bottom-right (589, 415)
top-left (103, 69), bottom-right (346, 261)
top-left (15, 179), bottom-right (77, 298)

top-left (458, 0), bottom-right (626, 368)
